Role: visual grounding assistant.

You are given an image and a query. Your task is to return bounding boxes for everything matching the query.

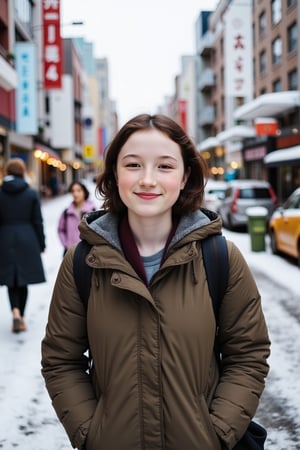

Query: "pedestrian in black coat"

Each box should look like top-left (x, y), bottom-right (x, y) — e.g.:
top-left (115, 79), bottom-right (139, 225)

top-left (0, 158), bottom-right (46, 333)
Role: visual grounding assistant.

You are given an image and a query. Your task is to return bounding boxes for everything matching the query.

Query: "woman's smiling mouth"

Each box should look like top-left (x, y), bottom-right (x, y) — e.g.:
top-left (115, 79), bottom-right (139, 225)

top-left (135, 192), bottom-right (161, 200)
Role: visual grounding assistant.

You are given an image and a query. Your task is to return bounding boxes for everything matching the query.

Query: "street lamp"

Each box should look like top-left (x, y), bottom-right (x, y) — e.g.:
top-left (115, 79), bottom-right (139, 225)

top-left (63, 21), bottom-right (84, 26)
top-left (31, 20), bottom-right (84, 32)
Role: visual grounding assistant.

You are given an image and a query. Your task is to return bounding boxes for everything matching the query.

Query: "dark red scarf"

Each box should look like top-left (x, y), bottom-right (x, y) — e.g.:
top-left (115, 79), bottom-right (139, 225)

top-left (119, 214), bottom-right (179, 285)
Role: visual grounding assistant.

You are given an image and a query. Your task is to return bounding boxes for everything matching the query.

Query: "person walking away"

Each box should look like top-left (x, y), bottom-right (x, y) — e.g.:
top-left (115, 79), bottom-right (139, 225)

top-left (41, 114), bottom-right (270, 450)
top-left (57, 181), bottom-right (96, 256)
top-left (0, 158), bottom-right (46, 333)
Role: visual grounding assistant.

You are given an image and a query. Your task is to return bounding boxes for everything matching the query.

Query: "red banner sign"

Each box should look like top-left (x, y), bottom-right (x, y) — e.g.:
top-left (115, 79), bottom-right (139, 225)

top-left (42, 0), bottom-right (62, 89)
top-left (178, 99), bottom-right (187, 132)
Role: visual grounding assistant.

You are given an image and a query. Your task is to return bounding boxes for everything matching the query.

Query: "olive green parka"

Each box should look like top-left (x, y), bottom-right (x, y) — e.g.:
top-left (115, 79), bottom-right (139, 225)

top-left (41, 209), bottom-right (270, 450)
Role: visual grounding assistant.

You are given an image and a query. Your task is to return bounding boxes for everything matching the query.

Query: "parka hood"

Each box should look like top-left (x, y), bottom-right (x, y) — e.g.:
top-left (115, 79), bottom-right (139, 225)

top-left (79, 208), bottom-right (223, 255)
top-left (2, 175), bottom-right (28, 194)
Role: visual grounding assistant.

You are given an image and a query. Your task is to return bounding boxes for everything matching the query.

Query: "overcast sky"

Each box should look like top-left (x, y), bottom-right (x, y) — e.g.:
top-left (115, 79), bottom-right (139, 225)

top-left (61, 0), bottom-right (219, 125)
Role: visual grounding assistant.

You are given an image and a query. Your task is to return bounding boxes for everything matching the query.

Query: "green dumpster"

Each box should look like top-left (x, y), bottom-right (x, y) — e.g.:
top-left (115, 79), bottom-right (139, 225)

top-left (246, 206), bottom-right (268, 252)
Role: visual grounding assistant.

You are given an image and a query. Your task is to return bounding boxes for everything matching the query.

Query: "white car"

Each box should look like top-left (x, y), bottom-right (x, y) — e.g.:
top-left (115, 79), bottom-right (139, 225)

top-left (219, 179), bottom-right (277, 229)
top-left (203, 180), bottom-right (227, 212)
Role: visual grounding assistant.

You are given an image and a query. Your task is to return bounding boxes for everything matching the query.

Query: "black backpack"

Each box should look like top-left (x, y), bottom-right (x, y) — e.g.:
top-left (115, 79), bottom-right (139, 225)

top-left (72, 234), bottom-right (266, 450)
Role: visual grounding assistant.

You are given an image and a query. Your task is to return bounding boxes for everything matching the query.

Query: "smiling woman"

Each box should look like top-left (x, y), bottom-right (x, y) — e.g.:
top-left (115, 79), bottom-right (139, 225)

top-left (42, 113), bottom-right (270, 450)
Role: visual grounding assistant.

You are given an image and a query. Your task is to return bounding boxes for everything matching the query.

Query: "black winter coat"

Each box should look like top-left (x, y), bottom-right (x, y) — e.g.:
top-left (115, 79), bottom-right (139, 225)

top-left (0, 175), bottom-right (46, 286)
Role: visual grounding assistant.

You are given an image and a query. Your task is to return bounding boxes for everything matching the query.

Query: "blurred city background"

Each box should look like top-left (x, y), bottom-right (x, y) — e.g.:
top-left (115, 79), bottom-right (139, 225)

top-left (0, 0), bottom-right (299, 204)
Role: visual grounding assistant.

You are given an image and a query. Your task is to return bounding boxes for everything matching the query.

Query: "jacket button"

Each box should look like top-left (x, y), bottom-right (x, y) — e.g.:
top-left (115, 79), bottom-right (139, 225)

top-left (87, 255), bottom-right (96, 263)
top-left (112, 273), bottom-right (121, 284)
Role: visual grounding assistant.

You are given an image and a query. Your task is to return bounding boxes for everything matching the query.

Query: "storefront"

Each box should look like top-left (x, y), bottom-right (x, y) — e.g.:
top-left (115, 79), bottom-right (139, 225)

top-left (264, 145), bottom-right (300, 203)
top-left (33, 143), bottom-right (67, 197)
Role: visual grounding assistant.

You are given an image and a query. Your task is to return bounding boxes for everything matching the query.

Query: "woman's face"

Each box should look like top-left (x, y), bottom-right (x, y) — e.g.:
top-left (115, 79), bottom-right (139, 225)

top-left (115, 129), bottom-right (189, 222)
top-left (71, 184), bottom-right (85, 204)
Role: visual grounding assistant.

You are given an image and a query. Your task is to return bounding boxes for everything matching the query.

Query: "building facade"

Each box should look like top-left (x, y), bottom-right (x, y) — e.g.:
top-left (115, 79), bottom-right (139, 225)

top-left (196, 0), bottom-right (299, 201)
top-left (0, 0), bottom-right (116, 195)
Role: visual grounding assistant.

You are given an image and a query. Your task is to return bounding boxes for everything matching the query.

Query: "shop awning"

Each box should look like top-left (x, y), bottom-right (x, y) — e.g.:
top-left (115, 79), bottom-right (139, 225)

top-left (234, 91), bottom-right (300, 121)
top-left (264, 145), bottom-right (300, 167)
top-left (34, 143), bottom-right (61, 161)
top-left (197, 136), bottom-right (220, 152)
top-left (217, 126), bottom-right (255, 142)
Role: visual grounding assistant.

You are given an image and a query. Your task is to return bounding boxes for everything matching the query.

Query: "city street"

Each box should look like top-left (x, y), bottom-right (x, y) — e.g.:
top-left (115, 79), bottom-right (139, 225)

top-left (0, 189), bottom-right (299, 449)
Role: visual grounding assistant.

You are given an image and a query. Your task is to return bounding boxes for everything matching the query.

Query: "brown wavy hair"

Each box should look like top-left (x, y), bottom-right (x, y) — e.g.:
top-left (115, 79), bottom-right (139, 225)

top-left (5, 158), bottom-right (26, 178)
top-left (68, 181), bottom-right (90, 200)
top-left (96, 114), bottom-right (208, 216)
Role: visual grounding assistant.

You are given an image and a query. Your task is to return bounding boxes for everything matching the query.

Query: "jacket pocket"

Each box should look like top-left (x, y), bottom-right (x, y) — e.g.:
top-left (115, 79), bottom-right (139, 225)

top-left (85, 395), bottom-right (106, 450)
top-left (196, 394), bottom-right (222, 450)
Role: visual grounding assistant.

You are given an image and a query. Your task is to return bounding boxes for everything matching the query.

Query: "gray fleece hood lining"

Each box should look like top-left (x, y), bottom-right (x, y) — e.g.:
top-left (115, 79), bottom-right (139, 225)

top-left (88, 209), bottom-right (213, 254)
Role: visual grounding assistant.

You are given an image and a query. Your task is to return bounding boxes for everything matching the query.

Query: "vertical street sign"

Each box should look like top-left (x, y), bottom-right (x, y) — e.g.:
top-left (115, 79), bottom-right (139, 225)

top-left (15, 43), bottom-right (38, 134)
top-left (42, 0), bottom-right (63, 89)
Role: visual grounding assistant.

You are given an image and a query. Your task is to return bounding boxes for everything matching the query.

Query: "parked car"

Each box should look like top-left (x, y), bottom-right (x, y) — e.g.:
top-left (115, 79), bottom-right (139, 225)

top-left (219, 179), bottom-right (277, 230)
top-left (269, 187), bottom-right (300, 267)
top-left (203, 179), bottom-right (227, 212)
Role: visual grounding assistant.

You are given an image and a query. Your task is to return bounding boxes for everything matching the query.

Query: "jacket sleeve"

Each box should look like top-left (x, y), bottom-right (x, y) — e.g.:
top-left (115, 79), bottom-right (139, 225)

top-left (41, 247), bottom-right (97, 449)
top-left (57, 209), bottom-right (68, 248)
top-left (31, 191), bottom-right (46, 251)
top-left (210, 240), bottom-right (270, 449)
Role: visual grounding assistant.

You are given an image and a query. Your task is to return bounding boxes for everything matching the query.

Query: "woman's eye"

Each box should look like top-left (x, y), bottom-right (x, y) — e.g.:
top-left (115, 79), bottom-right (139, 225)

top-left (126, 163), bottom-right (140, 168)
top-left (159, 164), bottom-right (173, 170)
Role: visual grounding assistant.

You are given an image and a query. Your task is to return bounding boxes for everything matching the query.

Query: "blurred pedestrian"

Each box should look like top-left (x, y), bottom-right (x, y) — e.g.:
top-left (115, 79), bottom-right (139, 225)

top-left (57, 181), bottom-right (96, 256)
top-left (42, 114), bottom-right (270, 450)
top-left (0, 158), bottom-right (46, 333)
top-left (48, 169), bottom-right (58, 197)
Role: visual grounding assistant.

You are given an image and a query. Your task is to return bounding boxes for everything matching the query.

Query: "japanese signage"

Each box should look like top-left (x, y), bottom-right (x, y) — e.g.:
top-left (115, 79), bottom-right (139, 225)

top-left (178, 99), bottom-right (187, 132)
top-left (15, 43), bottom-right (38, 134)
top-left (224, 1), bottom-right (252, 97)
top-left (83, 144), bottom-right (95, 161)
top-left (42, 0), bottom-right (62, 89)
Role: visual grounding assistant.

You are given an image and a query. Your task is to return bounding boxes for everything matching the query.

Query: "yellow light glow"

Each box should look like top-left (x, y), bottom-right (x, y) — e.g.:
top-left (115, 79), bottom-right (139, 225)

top-left (34, 149), bottom-right (42, 158)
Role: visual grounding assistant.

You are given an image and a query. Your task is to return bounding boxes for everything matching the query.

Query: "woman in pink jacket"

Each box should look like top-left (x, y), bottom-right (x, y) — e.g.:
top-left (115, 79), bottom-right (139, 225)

top-left (58, 181), bottom-right (96, 255)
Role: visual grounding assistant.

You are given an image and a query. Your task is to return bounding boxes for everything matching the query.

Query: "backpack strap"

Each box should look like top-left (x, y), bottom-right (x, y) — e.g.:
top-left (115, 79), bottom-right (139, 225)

top-left (201, 234), bottom-right (228, 325)
top-left (62, 208), bottom-right (68, 234)
top-left (73, 240), bottom-right (93, 307)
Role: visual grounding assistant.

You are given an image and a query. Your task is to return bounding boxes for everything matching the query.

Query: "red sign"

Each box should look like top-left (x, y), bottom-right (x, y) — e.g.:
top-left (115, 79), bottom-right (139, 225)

top-left (178, 99), bottom-right (187, 132)
top-left (255, 119), bottom-right (278, 136)
top-left (42, 0), bottom-right (63, 89)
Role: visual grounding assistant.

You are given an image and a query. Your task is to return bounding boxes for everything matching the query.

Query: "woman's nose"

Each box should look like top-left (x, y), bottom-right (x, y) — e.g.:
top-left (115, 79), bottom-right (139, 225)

top-left (139, 172), bottom-right (157, 187)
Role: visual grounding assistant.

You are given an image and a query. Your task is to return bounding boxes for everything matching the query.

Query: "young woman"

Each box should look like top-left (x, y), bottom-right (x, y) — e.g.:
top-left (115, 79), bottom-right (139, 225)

top-left (0, 158), bottom-right (46, 333)
top-left (42, 114), bottom-right (270, 450)
top-left (57, 181), bottom-right (96, 255)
